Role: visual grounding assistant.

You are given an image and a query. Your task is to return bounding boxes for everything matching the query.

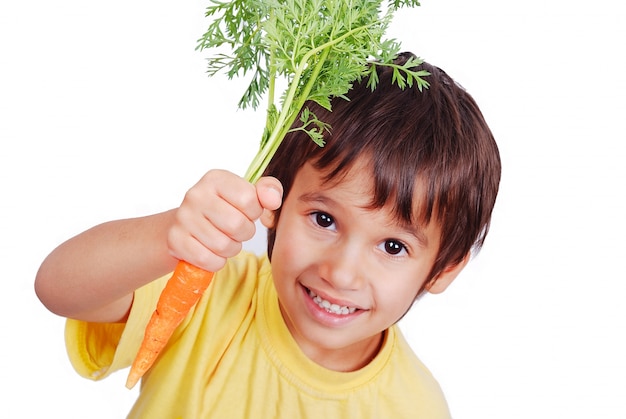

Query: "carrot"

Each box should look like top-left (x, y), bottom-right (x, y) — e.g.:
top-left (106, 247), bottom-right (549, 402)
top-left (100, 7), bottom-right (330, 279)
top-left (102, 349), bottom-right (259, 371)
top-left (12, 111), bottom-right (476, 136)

top-left (125, 0), bottom-right (427, 389)
top-left (125, 261), bottom-right (214, 389)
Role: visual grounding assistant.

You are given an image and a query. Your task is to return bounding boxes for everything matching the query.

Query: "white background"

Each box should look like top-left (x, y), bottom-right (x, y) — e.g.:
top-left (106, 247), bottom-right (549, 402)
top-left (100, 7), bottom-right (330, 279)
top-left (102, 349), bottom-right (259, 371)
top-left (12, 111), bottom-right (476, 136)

top-left (1, 0), bottom-right (625, 417)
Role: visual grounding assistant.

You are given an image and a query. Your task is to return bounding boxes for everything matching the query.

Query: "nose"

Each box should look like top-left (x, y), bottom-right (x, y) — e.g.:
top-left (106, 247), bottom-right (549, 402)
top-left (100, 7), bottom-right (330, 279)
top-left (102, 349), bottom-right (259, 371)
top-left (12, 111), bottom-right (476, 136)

top-left (318, 240), bottom-right (365, 291)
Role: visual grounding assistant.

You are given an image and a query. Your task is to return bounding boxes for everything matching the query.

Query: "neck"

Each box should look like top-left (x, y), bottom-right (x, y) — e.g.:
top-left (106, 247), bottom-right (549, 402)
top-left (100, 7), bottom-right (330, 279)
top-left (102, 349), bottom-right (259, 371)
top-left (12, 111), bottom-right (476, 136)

top-left (303, 331), bottom-right (385, 372)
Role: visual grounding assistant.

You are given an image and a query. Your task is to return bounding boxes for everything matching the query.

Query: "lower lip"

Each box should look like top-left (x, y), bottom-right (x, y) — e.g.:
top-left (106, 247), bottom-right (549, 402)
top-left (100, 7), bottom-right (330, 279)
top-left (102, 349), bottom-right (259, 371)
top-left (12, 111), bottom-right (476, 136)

top-left (300, 285), bottom-right (364, 327)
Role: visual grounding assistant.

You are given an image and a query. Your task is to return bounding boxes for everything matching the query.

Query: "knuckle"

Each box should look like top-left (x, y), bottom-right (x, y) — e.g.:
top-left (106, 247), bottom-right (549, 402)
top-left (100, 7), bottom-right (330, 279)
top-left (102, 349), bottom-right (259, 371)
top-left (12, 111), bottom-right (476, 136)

top-left (239, 193), bottom-right (260, 214)
top-left (223, 215), bottom-right (249, 236)
top-left (183, 185), bottom-right (205, 206)
top-left (211, 234), bottom-right (241, 258)
top-left (210, 234), bottom-right (230, 254)
top-left (195, 252), bottom-right (226, 273)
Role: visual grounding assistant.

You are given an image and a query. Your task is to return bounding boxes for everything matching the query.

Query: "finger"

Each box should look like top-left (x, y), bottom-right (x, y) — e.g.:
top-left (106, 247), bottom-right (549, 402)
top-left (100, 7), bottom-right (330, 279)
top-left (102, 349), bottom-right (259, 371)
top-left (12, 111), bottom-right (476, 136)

top-left (255, 176), bottom-right (283, 211)
top-left (168, 216), bottom-right (243, 270)
top-left (186, 170), bottom-right (259, 241)
top-left (172, 233), bottom-right (230, 273)
top-left (215, 173), bottom-right (266, 221)
top-left (202, 198), bottom-right (257, 243)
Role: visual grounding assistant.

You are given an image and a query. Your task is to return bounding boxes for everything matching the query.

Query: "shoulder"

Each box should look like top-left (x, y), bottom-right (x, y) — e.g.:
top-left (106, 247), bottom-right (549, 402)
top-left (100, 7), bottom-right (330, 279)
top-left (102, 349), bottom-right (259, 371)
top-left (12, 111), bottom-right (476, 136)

top-left (380, 326), bottom-right (451, 417)
top-left (217, 251), bottom-right (270, 279)
top-left (191, 251), bottom-right (271, 317)
top-left (210, 251), bottom-right (271, 296)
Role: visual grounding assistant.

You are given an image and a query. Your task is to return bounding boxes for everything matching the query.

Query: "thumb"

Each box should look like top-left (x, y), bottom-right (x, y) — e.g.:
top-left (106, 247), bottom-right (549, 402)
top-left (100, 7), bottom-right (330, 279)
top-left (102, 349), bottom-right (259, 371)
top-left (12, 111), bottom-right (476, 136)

top-left (255, 176), bottom-right (283, 211)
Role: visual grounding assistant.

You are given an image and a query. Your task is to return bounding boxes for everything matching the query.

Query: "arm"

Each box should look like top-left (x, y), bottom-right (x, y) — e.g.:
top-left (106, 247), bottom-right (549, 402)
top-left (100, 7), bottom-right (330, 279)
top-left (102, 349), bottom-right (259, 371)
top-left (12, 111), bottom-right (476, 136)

top-left (34, 170), bottom-right (283, 323)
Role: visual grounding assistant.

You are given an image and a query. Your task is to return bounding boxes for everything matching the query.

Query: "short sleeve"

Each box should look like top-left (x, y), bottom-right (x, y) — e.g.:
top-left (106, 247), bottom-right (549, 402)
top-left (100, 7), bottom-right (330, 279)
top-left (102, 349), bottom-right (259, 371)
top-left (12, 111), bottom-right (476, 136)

top-left (65, 274), bottom-right (169, 380)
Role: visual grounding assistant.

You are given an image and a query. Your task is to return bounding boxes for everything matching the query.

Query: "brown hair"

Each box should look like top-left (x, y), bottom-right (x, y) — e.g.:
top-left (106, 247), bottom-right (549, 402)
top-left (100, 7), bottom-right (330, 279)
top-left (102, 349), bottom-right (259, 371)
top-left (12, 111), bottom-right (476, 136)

top-left (264, 52), bottom-right (501, 283)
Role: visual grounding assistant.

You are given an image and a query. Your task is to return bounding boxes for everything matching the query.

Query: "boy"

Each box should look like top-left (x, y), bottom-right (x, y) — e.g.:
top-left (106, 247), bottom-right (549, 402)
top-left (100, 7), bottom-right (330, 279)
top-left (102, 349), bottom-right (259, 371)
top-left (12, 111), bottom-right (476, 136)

top-left (35, 52), bottom-right (501, 418)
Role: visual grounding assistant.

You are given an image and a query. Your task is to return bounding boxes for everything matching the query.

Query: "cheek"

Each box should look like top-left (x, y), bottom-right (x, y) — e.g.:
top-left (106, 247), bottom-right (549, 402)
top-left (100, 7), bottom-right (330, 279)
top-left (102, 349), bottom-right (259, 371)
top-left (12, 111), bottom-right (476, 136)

top-left (271, 220), bottom-right (308, 276)
top-left (371, 273), bottom-right (425, 320)
top-left (377, 286), bottom-right (417, 319)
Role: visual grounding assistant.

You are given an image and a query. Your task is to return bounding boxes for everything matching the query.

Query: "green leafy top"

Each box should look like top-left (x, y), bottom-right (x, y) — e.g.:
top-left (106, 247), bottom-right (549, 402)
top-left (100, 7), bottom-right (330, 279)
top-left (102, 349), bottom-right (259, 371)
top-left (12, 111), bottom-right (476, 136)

top-left (196, 0), bottom-right (430, 182)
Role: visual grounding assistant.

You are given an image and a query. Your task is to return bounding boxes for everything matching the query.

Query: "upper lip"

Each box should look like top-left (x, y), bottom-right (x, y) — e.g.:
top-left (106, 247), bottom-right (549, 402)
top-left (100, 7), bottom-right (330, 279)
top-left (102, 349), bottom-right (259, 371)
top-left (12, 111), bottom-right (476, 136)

top-left (304, 284), bottom-right (365, 310)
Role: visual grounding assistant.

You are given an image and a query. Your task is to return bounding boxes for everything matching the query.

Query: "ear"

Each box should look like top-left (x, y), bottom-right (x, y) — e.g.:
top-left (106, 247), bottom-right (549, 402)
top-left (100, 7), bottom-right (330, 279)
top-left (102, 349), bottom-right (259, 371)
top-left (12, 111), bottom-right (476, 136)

top-left (425, 253), bottom-right (471, 294)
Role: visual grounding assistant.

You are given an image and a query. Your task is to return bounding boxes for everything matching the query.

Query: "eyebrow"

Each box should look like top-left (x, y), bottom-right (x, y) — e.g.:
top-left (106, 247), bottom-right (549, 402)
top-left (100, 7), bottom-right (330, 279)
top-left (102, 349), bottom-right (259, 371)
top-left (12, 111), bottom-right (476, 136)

top-left (397, 220), bottom-right (429, 248)
top-left (298, 191), bottom-right (334, 206)
top-left (298, 191), bottom-right (430, 248)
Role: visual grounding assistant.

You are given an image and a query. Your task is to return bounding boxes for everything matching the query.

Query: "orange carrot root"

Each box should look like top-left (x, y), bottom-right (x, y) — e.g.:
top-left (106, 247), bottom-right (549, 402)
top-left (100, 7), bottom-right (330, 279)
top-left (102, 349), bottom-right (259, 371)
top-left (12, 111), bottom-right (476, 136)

top-left (126, 261), bottom-right (214, 389)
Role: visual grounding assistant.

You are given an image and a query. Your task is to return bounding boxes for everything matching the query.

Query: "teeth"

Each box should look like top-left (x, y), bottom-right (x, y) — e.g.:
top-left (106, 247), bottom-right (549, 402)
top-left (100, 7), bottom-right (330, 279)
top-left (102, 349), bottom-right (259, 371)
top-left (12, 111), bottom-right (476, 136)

top-left (307, 289), bottom-right (357, 315)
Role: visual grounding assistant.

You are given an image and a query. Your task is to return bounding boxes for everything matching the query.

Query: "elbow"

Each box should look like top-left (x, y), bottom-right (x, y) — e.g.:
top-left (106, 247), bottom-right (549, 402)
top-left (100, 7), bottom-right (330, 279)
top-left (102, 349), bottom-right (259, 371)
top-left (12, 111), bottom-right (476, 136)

top-left (34, 259), bottom-right (133, 323)
top-left (34, 263), bottom-right (63, 316)
top-left (34, 255), bottom-right (77, 318)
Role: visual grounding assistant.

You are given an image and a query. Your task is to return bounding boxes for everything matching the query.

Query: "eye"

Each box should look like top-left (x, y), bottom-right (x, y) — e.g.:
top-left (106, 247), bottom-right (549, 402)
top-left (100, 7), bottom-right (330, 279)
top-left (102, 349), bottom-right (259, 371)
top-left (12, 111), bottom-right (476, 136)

top-left (310, 211), bottom-right (335, 229)
top-left (378, 239), bottom-right (408, 256)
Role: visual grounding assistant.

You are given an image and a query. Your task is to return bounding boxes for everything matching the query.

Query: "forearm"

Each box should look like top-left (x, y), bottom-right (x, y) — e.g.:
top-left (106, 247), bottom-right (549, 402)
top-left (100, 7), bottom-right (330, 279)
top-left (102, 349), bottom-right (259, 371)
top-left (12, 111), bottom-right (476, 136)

top-left (35, 209), bottom-right (179, 322)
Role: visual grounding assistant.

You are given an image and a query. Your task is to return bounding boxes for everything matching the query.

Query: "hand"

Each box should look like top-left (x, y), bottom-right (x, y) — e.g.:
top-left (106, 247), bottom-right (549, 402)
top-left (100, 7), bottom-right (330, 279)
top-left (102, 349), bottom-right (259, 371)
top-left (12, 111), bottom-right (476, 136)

top-left (168, 169), bottom-right (283, 272)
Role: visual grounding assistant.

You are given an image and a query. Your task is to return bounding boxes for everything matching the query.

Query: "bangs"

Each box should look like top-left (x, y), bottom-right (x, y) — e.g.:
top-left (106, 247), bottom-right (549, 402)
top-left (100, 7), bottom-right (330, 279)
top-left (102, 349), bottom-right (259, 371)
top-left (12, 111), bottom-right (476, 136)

top-left (308, 80), bottom-right (439, 229)
top-left (311, 135), bottom-right (434, 229)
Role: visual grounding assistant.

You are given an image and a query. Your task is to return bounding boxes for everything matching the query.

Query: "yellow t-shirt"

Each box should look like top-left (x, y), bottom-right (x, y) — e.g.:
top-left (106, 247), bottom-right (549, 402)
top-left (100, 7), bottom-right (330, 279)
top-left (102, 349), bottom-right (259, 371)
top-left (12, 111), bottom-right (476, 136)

top-left (66, 252), bottom-right (450, 418)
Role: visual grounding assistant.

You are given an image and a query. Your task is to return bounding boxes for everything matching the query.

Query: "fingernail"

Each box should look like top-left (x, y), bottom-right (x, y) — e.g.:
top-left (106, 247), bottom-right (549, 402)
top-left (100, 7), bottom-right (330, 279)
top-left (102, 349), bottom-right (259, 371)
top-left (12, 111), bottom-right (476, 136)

top-left (268, 186), bottom-right (282, 206)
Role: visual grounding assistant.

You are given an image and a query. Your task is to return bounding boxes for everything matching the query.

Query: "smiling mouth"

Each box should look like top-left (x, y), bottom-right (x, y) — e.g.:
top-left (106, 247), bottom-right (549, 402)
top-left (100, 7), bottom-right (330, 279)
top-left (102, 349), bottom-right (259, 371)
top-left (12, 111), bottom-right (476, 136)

top-left (305, 287), bottom-right (359, 315)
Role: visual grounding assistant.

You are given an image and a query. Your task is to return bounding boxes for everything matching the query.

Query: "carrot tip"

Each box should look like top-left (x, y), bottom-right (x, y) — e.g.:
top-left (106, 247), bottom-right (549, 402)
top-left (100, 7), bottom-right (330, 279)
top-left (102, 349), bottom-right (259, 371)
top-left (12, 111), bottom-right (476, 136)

top-left (126, 373), bottom-right (140, 390)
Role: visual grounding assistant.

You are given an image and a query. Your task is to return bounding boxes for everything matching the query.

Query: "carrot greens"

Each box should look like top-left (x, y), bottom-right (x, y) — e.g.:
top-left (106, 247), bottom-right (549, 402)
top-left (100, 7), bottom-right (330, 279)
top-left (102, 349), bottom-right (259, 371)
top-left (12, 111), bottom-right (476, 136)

top-left (196, 0), bottom-right (430, 183)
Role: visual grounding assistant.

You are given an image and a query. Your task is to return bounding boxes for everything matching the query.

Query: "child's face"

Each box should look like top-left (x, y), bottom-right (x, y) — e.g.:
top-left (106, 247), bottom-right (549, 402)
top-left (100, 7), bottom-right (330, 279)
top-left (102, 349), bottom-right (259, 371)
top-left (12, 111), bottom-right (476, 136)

top-left (269, 159), bottom-right (443, 370)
